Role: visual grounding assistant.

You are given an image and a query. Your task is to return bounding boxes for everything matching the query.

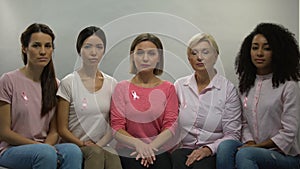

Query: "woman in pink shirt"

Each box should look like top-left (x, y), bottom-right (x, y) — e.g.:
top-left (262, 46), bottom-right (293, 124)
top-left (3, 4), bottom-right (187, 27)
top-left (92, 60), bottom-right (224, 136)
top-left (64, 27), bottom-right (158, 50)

top-left (110, 33), bottom-right (179, 169)
top-left (0, 23), bottom-right (82, 169)
top-left (172, 33), bottom-right (241, 169)
top-left (217, 23), bottom-right (300, 169)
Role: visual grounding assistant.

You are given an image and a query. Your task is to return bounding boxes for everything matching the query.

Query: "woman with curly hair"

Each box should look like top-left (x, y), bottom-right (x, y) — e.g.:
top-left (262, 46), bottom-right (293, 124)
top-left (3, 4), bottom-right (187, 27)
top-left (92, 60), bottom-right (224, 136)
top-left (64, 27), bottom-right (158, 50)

top-left (216, 22), bottom-right (300, 169)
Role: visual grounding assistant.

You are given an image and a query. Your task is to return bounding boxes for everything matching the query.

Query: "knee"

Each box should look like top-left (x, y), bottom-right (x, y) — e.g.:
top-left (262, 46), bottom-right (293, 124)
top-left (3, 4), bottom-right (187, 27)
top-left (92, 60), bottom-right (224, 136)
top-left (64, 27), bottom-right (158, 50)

top-left (34, 144), bottom-right (57, 162)
top-left (236, 147), bottom-right (254, 162)
top-left (85, 146), bottom-right (105, 157)
top-left (217, 140), bottom-right (241, 154)
top-left (61, 143), bottom-right (82, 160)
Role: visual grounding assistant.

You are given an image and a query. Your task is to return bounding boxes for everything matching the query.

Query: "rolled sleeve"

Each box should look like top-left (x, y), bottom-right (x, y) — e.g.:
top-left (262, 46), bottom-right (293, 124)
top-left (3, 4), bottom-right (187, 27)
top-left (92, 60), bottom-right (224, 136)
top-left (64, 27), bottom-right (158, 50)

top-left (271, 83), bottom-right (300, 155)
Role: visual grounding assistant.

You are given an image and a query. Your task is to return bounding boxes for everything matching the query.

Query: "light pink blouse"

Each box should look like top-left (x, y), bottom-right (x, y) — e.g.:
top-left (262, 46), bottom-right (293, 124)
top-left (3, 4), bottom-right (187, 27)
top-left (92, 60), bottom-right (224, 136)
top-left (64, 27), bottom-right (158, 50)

top-left (175, 73), bottom-right (242, 154)
top-left (241, 73), bottom-right (300, 156)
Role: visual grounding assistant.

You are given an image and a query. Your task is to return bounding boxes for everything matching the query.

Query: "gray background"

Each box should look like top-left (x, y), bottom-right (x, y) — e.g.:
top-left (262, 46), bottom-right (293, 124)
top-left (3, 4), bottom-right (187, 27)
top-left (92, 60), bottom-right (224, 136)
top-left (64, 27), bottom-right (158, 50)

top-left (0, 0), bottom-right (299, 85)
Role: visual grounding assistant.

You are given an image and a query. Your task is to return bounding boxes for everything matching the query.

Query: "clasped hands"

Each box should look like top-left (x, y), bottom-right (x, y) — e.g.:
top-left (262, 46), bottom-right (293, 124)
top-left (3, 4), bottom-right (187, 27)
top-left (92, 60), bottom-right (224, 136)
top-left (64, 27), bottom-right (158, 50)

top-left (130, 140), bottom-right (158, 168)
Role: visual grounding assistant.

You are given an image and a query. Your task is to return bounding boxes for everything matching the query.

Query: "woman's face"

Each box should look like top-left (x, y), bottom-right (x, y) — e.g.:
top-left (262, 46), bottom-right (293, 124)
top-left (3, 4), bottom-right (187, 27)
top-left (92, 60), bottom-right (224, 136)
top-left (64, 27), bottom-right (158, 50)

top-left (80, 34), bottom-right (104, 67)
top-left (22, 32), bottom-right (53, 68)
top-left (188, 41), bottom-right (217, 72)
top-left (132, 41), bottom-right (160, 74)
top-left (250, 34), bottom-right (272, 75)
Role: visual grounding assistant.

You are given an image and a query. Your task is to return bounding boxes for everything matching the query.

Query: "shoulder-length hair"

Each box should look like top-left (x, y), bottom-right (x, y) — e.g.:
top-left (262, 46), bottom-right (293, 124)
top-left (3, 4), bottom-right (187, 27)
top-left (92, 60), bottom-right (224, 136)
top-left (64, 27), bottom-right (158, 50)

top-left (129, 33), bottom-right (164, 75)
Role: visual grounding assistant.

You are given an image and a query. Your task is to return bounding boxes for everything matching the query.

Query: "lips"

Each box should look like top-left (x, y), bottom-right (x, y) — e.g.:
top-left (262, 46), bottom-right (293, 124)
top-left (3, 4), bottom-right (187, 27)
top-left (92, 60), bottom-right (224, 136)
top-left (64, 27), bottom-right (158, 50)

top-left (254, 59), bottom-right (265, 63)
top-left (140, 64), bottom-right (151, 67)
top-left (89, 58), bottom-right (99, 62)
top-left (38, 57), bottom-right (49, 62)
top-left (196, 62), bottom-right (204, 66)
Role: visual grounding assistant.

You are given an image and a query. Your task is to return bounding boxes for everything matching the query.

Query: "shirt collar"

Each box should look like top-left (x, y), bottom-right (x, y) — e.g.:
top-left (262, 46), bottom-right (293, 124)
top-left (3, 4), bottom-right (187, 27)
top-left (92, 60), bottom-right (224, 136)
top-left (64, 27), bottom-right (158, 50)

top-left (256, 73), bottom-right (273, 80)
top-left (183, 72), bottom-right (221, 90)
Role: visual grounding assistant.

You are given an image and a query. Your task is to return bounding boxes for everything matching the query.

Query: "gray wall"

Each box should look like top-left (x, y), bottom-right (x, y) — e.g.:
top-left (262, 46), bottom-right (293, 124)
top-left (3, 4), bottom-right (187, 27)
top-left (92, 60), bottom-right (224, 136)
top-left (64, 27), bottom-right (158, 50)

top-left (0, 0), bottom-right (299, 85)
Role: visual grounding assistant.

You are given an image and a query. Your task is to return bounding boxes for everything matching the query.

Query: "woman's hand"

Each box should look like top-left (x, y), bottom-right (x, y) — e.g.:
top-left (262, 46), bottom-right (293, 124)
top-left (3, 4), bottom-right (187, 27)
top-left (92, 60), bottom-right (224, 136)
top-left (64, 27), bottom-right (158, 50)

top-left (238, 140), bottom-right (256, 149)
top-left (130, 140), bottom-right (158, 167)
top-left (185, 146), bottom-right (212, 166)
top-left (82, 140), bottom-right (95, 147)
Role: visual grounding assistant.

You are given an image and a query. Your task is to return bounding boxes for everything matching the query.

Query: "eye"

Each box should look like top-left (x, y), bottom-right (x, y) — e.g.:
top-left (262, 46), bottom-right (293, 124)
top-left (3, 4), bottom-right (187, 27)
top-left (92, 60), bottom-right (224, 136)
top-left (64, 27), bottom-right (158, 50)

top-left (83, 44), bottom-right (92, 49)
top-left (201, 49), bottom-right (210, 55)
top-left (147, 50), bottom-right (157, 56)
top-left (264, 46), bottom-right (271, 51)
top-left (251, 46), bottom-right (258, 50)
top-left (191, 50), bottom-right (198, 56)
top-left (31, 43), bottom-right (40, 48)
top-left (136, 50), bottom-right (144, 56)
top-left (96, 45), bottom-right (104, 50)
top-left (45, 43), bottom-right (53, 48)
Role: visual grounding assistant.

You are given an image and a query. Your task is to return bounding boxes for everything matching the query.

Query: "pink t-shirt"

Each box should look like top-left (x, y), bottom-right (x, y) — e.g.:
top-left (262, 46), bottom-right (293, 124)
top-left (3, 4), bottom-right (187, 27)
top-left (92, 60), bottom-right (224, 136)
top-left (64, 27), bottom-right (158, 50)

top-left (0, 69), bottom-right (55, 153)
top-left (110, 80), bottom-right (178, 149)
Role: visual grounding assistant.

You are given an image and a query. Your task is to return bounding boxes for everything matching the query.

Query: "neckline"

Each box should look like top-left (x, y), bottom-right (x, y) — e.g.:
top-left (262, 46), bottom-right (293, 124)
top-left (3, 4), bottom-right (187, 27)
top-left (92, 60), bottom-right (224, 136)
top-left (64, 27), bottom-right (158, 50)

top-left (17, 69), bottom-right (40, 84)
top-left (256, 73), bottom-right (273, 80)
top-left (75, 71), bottom-right (105, 94)
top-left (127, 80), bottom-right (165, 89)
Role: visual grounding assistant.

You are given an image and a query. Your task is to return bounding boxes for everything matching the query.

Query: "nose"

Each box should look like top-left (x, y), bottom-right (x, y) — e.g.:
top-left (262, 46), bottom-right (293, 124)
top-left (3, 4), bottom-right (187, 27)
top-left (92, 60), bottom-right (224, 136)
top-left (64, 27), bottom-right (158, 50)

top-left (142, 54), bottom-right (149, 62)
top-left (40, 46), bottom-right (46, 56)
top-left (196, 53), bottom-right (204, 61)
top-left (91, 47), bottom-right (97, 56)
top-left (257, 47), bottom-right (264, 57)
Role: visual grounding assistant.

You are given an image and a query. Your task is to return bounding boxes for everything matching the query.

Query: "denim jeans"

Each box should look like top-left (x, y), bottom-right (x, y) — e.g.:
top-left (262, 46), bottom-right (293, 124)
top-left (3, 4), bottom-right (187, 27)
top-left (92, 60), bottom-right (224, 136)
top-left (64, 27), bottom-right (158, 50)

top-left (216, 139), bottom-right (300, 169)
top-left (216, 139), bottom-right (242, 169)
top-left (0, 143), bottom-right (83, 169)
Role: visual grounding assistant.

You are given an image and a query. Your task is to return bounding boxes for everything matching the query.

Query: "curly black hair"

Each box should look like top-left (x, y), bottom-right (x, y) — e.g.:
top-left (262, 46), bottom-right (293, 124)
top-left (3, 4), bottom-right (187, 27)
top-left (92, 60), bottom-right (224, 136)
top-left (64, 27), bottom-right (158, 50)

top-left (235, 22), bottom-right (300, 95)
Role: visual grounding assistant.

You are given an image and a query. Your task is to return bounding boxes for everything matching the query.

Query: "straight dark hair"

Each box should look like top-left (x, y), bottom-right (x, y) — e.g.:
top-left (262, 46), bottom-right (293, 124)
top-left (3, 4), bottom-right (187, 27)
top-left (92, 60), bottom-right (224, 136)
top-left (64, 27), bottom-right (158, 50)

top-left (20, 23), bottom-right (58, 117)
top-left (76, 26), bottom-right (106, 54)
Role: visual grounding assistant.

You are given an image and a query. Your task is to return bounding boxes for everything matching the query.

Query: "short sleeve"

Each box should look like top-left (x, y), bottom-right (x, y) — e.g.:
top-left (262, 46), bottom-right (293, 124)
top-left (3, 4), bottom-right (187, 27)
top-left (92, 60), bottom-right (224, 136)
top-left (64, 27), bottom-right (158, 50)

top-left (0, 73), bottom-right (13, 104)
top-left (57, 74), bottom-right (73, 102)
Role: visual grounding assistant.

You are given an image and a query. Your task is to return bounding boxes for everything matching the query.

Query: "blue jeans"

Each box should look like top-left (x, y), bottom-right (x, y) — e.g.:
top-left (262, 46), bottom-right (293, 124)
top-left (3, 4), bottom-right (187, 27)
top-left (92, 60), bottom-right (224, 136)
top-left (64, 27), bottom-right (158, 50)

top-left (0, 143), bottom-right (82, 169)
top-left (216, 139), bottom-right (242, 169)
top-left (217, 139), bottom-right (300, 169)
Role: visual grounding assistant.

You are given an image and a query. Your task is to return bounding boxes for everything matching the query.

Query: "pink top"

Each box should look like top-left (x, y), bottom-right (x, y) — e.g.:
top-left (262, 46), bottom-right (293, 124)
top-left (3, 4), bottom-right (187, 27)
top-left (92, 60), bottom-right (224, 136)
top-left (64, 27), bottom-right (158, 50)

top-left (110, 80), bottom-right (178, 149)
top-left (241, 73), bottom-right (300, 156)
top-left (0, 69), bottom-right (55, 153)
top-left (175, 73), bottom-right (241, 154)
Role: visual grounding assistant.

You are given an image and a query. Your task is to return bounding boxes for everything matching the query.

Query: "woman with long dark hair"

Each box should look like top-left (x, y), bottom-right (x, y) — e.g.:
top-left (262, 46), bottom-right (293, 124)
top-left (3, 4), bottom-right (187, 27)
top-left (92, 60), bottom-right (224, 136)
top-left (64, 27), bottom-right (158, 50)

top-left (0, 23), bottom-right (82, 169)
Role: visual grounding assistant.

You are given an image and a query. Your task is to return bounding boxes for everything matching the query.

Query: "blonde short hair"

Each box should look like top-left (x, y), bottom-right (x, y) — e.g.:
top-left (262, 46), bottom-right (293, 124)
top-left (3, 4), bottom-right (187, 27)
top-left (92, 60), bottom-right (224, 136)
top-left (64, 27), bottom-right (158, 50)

top-left (187, 33), bottom-right (219, 55)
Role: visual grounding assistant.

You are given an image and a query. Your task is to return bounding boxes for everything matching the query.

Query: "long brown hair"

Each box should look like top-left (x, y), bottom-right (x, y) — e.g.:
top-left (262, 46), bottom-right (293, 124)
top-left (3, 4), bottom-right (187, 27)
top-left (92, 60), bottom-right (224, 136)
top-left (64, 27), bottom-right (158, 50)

top-left (20, 23), bottom-right (58, 117)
